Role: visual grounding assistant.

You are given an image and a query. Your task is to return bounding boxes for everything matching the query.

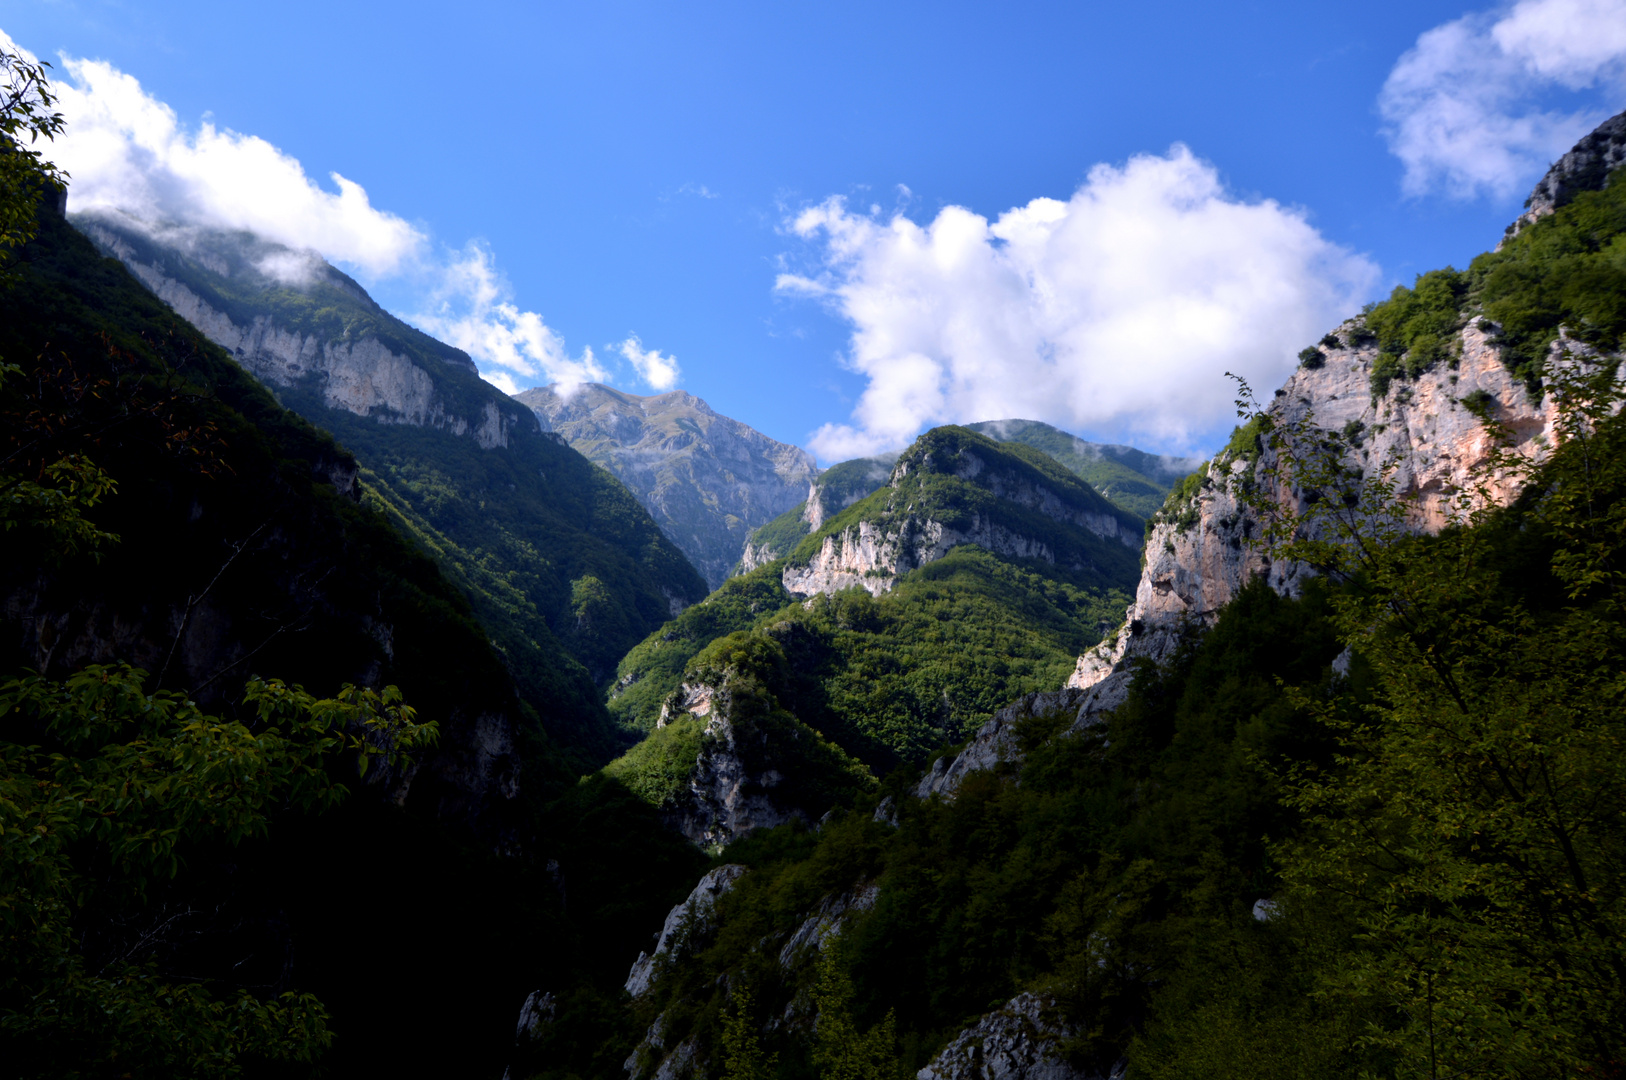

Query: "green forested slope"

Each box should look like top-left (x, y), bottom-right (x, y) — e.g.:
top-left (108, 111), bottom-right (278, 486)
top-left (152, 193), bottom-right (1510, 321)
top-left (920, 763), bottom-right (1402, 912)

top-left (607, 427), bottom-right (1137, 774)
top-left (77, 214), bottom-right (708, 757)
top-left (572, 165), bottom-right (1626, 1080)
top-left (0, 205), bottom-right (708, 1080)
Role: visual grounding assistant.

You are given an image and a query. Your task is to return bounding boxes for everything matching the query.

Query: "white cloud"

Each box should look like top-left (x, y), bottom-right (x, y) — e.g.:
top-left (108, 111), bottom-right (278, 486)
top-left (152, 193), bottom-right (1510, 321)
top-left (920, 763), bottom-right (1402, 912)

top-left (411, 243), bottom-right (609, 390)
top-left (617, 335), bottom-right (682, 391)
top-left (1379, 0), bottom-right (1626, 200)
top-left (0, 31), bottom-right (596, 392)
top-left (779, 146), bottom-right (1379, 460)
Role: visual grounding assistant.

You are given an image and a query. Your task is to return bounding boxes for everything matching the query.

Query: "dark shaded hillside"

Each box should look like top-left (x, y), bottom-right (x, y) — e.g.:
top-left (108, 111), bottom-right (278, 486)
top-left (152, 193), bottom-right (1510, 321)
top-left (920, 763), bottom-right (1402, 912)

top-left (77, 213), bottom-right (709, 758)
top-left (0, 206), bottom-right (708, 1079)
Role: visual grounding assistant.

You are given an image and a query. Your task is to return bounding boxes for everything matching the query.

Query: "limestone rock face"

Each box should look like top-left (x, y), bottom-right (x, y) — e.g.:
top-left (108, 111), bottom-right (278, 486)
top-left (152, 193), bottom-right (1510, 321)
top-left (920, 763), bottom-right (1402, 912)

top-left (76, 218), bottom-right (516, 447)
top-left (518, 384), bottom-right (817, 590)
top-left (624, 863), bottom-right (748, 998)
top-left (658, 678), bottom-right (805, 847)
top-left (917, 992), bottom-right (1121, 1080)
top-left (1502, 108), bottom-right (1626, 246)
top-left (776, 882), bottom-right (879, 968)
top-left (781, 436), bottom-right (1140, 602)
top-left (1062, 315), bottom-right (1569, 736)
top-left (917, 689), bottom-right (1105, 799)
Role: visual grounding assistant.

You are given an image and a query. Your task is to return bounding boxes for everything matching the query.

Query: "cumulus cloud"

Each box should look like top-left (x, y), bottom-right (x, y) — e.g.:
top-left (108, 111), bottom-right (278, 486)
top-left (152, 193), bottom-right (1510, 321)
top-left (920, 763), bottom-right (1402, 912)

top-left (779, 146), bottom-right (1379, 460)
top-left (411, 243), bottom-right (609, 391)
top-left (0, 31), bottom-right (597, 392)
top-left (617, 335), bottom-right (682, 391)
top-left (1379, 0), bottom-right (1626, 200)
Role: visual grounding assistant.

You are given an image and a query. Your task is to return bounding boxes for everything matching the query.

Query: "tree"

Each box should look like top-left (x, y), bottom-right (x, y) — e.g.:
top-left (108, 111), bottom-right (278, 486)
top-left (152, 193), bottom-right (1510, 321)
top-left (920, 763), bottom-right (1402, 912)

top-left (0, 43), bottom-right (68, 280)
top-left (811, 938), bottom-right (900, 1080)
top-left (720, 980), bottom-right (778, 1080)
top-left (1236, 357), bottom-right (1626, 1077)
top-left (0, 663), bottom-right (437, 1078)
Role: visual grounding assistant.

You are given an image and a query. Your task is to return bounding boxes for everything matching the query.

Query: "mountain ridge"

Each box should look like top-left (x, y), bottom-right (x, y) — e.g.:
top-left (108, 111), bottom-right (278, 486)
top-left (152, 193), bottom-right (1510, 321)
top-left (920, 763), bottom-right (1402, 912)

top-left (517, 382), bottom-right (817, 591)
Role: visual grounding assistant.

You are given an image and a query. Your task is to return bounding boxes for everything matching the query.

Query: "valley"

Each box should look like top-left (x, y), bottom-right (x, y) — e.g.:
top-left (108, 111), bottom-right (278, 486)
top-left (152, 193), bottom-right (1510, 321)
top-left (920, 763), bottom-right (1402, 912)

top-left (3, 34), bottom-right (1624, 1080)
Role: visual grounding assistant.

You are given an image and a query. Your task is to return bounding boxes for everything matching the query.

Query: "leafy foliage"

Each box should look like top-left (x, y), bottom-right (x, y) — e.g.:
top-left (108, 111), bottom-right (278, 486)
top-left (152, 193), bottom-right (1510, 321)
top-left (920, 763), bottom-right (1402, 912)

top-left (1365, 268), bottom-right (1469, 397)
top-left (612, 577), bottom-right (1346, 1077)
top-left (0, 664), bottom-right (433, 1079)
top-left (1471, 167), bottom-right (1626, 386)
top-left (0, 46), bottom-right (67, 281)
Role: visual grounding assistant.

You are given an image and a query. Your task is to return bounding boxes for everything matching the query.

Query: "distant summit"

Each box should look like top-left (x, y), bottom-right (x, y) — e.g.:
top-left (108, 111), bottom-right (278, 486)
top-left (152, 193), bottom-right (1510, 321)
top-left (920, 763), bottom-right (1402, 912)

top-left (516, 383), bottom-right (816, 590)
top-left (966, 418), bottom-right (1205, 517)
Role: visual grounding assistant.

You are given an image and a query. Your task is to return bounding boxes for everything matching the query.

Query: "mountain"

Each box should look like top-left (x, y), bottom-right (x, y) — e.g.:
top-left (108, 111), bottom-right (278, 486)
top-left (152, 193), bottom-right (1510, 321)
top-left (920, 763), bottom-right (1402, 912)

top-left (599, 425), bottom-right (1143, 844)
top-left (964, 418), bottom-right (1204, 517)
top-left (545, 111), bottom-right (1626, 1080)
top-left (737, 452), bottom-right (897, 573)
top-left (73, 211), bottom-right (708, 756)
top-left (516, 383), bottom-right (818, 590)
top-left (0, 201), bottom-right (710, 1078)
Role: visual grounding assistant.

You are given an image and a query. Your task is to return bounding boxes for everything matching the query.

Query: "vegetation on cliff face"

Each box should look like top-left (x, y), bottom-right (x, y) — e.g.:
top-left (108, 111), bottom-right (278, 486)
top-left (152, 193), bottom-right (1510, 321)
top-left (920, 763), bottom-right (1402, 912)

top-left (739, 454), bottom-right (897, 569)
top-left (1361, 165), bottom-right (1626, 398)
top-left (78, 214), bottom-right (709, 745)
top-left (596, 351), bottom-right (1626, 1079)
top-left (606, 428), bottom-right (1138, 775)
top-left (0, 194), bottom-right (707, 1079)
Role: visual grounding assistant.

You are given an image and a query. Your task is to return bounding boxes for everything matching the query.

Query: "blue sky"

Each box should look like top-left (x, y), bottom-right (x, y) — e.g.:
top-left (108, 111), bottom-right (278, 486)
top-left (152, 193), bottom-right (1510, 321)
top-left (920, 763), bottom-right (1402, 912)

top-left (5, 1), bottom-right (1625, 459)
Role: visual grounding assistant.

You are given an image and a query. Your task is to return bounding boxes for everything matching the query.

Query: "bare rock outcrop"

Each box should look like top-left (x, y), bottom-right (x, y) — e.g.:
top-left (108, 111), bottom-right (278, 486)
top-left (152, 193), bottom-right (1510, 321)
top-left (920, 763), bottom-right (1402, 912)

top-left (1064, 315), bottom-right (1568, 729)
top-left (78, 217), bottom-right (515, 447)
top-left (917, 992), bottom-right (1122, 1080)
top-left (1502, 108), bottom-right (1626, 245)
top-left (624, 863), bottom-right (748, 998)
top-left (917, 689), bottom-right (1106, 799)
top-left (781, 432), bottom-right (1140, 601)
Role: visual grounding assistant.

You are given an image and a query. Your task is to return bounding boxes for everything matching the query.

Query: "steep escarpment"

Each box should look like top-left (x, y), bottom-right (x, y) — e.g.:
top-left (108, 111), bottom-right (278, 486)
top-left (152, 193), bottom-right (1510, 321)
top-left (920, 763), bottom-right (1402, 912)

top-left (605, 631), bottom-right (874, 848)
top-left (1502, 109), bottom-right (1626, 244)
top-left (738, 454), bottom-right (896, 574)
top-left (0, 203), bottom-right (588, 1078)
top-left (76, 213), bottom-right (708, 750)
top-left (780, 426), bottom-right (1142, 601)
top-left (519, 383), bottom-right (818, 590)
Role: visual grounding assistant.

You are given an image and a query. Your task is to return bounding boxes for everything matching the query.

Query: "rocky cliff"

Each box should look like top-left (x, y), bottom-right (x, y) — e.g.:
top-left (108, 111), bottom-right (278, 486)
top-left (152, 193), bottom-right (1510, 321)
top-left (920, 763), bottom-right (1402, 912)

top-left (74, 214), bottom-right (517, 444)
top-left (921, 112), bottom-right (1626, 799)
top-left (626, 643), bottom-right (875, 847)
top-left (74, 211), bottom-right (710, 724)
top-left (738, 454), bottom-right (897, 573)
top-left (1502, 110), bottom-right (1626, 245)
top-left (780, 427), bottom-right (1142, 601)
top-left (918, 992), bottom-right (1122, 1080)
top-left (518, 383), bottom-right (818, 590)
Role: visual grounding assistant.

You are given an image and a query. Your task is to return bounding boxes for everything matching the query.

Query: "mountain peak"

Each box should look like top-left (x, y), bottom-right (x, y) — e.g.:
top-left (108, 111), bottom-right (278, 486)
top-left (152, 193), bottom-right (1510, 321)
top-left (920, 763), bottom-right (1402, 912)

top-left (1502, 108), bottom-right (1626, 246)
